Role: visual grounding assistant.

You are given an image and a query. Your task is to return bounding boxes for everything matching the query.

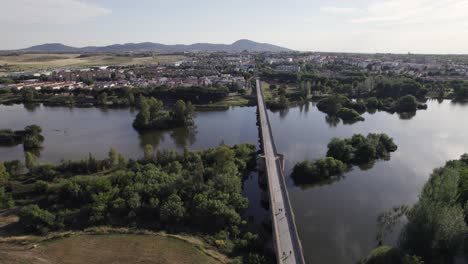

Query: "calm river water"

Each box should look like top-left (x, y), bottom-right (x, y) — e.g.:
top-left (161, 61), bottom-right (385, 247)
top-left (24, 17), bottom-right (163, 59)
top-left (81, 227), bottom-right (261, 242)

top-left (1, 100), bottom-right (467, 263)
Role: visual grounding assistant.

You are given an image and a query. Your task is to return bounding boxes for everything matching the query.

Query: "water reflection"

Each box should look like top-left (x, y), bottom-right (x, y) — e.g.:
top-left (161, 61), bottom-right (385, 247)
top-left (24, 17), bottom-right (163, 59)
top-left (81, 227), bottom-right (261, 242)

top-left (23, 103), bottom-right (40, 112)
top-left (294, 174), bottom-right (346, 190)
top-left (398, 111), bottom-right (416, 120)
top-left (137, 125), bottom-right (200, 150)
top-left (325, 115), bottom-right (340, 127)
top-left (367, 108), bottom-right (377, 115)
top-left (170, 127), bottom-right (197, 148)
top-left (279, 108), bottom-right (289, 119)
top-left (138, 130), bottom-right (165, 149)
top-left (268, 100), bottom-right (468, 264)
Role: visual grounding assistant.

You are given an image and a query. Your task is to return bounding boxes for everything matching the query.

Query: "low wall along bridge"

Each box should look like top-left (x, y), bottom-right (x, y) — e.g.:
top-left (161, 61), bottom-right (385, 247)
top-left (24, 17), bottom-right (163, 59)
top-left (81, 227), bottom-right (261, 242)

top-left (255, 79), bottom-right (305, 264)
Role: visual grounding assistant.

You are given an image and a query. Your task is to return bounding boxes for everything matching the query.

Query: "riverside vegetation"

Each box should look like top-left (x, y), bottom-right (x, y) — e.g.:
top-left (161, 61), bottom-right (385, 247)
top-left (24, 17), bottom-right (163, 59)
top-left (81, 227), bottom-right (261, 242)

top-left (362, 154), bottom-right (468, 264)
top-left (0, 84), bottom-right (253, 110)
top-left (291, 133), bottom-right (398, 185)
top-left (0, 143), bottom-right (270, 264)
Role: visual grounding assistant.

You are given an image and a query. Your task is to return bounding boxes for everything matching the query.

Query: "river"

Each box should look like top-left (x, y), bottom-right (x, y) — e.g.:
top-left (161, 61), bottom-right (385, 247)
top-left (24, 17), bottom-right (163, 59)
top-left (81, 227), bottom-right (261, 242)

top-left (1, 100), bottom-right (467, 263)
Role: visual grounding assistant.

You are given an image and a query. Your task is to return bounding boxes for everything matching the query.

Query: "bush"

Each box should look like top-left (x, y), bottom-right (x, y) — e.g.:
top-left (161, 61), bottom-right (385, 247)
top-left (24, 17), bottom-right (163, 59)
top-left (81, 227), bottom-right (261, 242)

top-left (291, 158), bottom-right (347, 184)
top-left (396, 95), bottom-right (418, 112)
top-left (19, 204), bottom-right (56, 234)
top-left (327, 134), bottom-right (398, 165)
top-left (360, 246), bottom-right (402, 264)
top-left (336, 107), bottom-right (365, 122)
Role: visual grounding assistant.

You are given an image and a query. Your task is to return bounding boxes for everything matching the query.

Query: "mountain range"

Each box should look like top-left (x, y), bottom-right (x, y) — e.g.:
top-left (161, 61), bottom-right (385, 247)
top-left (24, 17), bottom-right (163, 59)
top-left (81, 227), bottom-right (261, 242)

top-left (10, 39), bottom-right (291, 53)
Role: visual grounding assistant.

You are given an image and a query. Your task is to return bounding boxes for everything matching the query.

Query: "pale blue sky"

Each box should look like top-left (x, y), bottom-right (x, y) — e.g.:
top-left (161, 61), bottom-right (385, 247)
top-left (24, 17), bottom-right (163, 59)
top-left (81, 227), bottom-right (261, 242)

top-left (2, 0), bottom-right (468, 53)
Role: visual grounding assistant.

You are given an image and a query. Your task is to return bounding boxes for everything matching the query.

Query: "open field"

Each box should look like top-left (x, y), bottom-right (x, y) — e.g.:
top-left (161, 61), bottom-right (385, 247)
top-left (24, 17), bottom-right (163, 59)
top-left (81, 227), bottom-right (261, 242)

top-left (0, 53), bottom-right (186, 71)
top-left (0, 234), bottom-right (224, 264)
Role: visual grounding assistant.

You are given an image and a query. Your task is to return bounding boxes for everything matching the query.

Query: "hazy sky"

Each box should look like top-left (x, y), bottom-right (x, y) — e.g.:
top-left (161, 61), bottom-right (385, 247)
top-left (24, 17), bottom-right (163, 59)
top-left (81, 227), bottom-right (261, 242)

top-left (2, 0), bottom-right (468, 53)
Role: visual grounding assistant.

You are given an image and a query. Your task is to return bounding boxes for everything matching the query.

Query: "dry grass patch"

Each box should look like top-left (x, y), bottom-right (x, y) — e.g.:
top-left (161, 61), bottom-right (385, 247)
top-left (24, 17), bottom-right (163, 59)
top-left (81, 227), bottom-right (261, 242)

top-left (0, 234), bottom-right (225, 264)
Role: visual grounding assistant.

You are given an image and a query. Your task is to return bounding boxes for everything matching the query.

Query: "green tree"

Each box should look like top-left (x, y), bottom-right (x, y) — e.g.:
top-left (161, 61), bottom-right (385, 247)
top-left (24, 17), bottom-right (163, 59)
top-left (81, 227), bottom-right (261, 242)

top-left (174, 100), bottom-right (187, 124)
top-left (133, 98), bottom-right (150, 128)
top-left (291, 157), bottom-right (347, 184)
top-left (160, 193), bottom-right (185, 224)
top-left (396, 95), bottom-right (418, 112)
top-left (336, 107), bottom-right (364, 122)
top-left (0, 187), bottom-right (14, 209)
top-left (23, 125), bottom-right (44, 150)
top-left (127, 93), bottom-right (135, 106)
top-left (18, 204), bottom-right (55, 234)
top-left (25, 151), bottom-right (38, 170)
top-left (98, 92), bottom-right (108, 105)
top-left (108, 147), bottom-right (118, 168)
top-left (327, 138), bottom-right (353, 163)
top-left (0, 162), bottom-right (9, 187)
top-left (399, 165), bottom-right (467, 262)
top-left (144, 144), bottom-right (154, 160)
top-left (22, 88), bottom-right (35, 102)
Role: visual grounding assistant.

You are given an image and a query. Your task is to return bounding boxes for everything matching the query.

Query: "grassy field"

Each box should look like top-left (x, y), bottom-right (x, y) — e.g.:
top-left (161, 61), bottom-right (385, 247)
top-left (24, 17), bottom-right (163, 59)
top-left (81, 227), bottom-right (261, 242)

top-left (0, 234), bottom-right (224, 264)
top-left (0, 53), bottom-right (186, 71)
top-left (261, 81), bottom-right (274, 101)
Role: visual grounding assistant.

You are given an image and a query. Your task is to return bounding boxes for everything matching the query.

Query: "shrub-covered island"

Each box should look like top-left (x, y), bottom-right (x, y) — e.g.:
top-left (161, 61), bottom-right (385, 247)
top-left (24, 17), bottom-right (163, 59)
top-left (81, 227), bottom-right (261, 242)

top-left (0, 125), bottom-right (44, 150)
top-left (316, 93), bottom-right (428, 124)
top-left (0, 143), bottom-right (270, 263)
top-left (292, 133), bottom-right (398, 184)
top-left (133, 98), bottom-right (194, 131)
top-left (317, 95), bottom-right (366, 124)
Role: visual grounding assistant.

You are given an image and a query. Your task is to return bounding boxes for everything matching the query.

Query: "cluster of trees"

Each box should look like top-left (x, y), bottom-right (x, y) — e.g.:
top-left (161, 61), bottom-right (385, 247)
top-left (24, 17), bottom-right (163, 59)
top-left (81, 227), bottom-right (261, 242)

top-left (373, 77), bottom-right (428, 99)
top-left (452, 81), bottom-right (468, 101)
top-left (267, 95), bottom-right (290, 110)
top-left (0, 125), bottom-right (44, 150)
top-left (363, 154), bottom-right (468, 264)
top-left (133, 98), bottom-right (194, 131)
top-left (291, 158), bottom-right (347, 184)
top-left (291, 133), bottom-right (398, 184)
top-left (317, 95), bottom-right (366, 123)
top-left (327, 134), bottom-right (398, 164)
top-left (4, 84), bottom-right (233, 108)
top-left (265, 84), bottom-right (293, 110)
top-left (366, 94), bottom-right (426, 113)
top-left (4, 144), bottom-right (268, 263)
top-left (317, 93), bottom-right (426, 123)
top-left (0, 162), bottom-right (13, 208)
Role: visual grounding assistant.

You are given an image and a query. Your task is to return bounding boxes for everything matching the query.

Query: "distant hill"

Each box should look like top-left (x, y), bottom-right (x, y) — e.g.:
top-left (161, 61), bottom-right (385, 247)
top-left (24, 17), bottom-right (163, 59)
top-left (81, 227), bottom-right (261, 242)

top-left (13, 39), bottom-right (291, 53)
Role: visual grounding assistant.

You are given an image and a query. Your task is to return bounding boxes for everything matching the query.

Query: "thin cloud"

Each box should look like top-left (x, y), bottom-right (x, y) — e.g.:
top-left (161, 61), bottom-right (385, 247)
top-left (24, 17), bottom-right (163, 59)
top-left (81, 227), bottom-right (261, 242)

top-left (349, 0), bottom-right (468, 24)
top-left (320, 6), bottom-right (359, 15)
top-left (0, 0), bottom-right (111, 25)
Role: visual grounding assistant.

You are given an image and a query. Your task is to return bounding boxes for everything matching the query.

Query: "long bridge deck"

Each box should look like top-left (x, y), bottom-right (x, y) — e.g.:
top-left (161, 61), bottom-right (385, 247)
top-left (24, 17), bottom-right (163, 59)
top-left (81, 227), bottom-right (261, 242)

top-left (256, 79), bottom-right (305, 264)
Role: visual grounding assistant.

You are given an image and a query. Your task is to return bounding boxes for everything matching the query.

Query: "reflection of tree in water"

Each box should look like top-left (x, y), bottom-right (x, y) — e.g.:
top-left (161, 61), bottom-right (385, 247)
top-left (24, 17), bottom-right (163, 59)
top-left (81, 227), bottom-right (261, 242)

top-left (138, 126), bottom-right (198, 150)
top-left (342, 118), bottom-right (363, 126)
top-left (398, 111), bottom-right (416, 120)
top-left (304, 102), bottom-right (310, 113)
top-left (23, 103), bottom-right (40, 112)
top-left (170, 126), bottom-right (197, 148)
top-left (357, 160), bottom-right (377, 171)
top-left (367, 108), bottom-right (377, 115)
top-left (299, 102), bottom-right (311, 114)
top-left (279, 108), bottom-right (289, 119)
top-left (293, 173), bottom-right (346, 190)
top-left (325, 115), bottom-right (340, 127)
top-left (138, 130), bottom-right (165, 149)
